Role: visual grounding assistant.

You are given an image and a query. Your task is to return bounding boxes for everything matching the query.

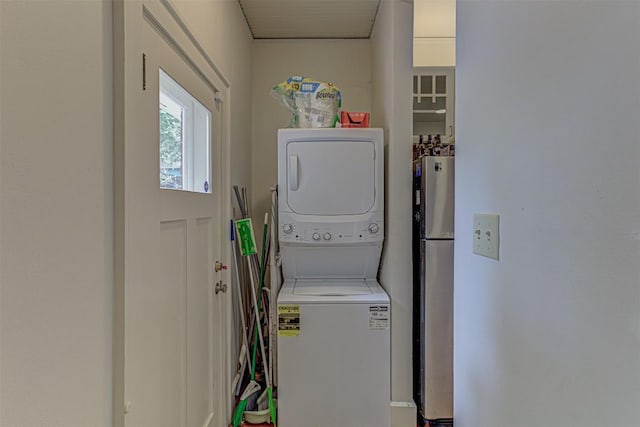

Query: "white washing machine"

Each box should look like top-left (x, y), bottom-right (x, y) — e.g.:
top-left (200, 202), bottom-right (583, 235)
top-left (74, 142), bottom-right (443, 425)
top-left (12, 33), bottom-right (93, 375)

top-left (276, 128), bottom-right (390, 427)
top-left (278, 279), bottom-right (389, 427)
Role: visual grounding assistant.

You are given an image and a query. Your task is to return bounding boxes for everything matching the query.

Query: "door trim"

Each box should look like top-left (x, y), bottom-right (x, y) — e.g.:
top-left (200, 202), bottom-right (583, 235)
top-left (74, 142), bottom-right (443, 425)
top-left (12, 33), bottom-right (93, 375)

top-left (158, 0), bottom-right (229, 88)
top-left (142, 6), bottom-right (217, 94)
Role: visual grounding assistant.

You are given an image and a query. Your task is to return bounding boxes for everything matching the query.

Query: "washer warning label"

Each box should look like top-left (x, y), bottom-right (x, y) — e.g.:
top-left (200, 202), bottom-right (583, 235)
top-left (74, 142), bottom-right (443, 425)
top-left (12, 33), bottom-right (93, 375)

top-left (369, 305), bottom-right (389, 330)
top-left (278, 304), bottom-right (300, 337)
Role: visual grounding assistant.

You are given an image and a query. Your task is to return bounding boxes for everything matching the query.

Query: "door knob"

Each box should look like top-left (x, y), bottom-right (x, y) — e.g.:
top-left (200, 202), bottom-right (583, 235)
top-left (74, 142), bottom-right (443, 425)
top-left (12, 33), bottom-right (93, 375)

top-left (214, 261), bottom-right (228, 272)
top-left (215, 281), bottom-right (227, 294)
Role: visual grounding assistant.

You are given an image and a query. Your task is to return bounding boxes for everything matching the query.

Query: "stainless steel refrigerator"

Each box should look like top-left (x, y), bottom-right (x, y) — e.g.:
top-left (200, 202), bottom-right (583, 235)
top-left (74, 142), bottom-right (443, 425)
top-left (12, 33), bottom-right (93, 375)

top-left (412, 156), bottom-right (454, 426)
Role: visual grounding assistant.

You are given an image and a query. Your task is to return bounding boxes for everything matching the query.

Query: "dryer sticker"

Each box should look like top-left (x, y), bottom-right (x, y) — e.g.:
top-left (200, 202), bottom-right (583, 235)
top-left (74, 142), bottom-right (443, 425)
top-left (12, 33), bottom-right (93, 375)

top-left (369, 305), bottom-right (389, 330)
top-left (278, 304), bottom-right (300, 337)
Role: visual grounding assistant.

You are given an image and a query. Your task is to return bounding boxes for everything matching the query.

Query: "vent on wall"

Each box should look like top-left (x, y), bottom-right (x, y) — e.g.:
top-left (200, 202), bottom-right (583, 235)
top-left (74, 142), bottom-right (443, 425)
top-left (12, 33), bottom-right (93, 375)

top-left (238, 0), bottom-right (381, 39)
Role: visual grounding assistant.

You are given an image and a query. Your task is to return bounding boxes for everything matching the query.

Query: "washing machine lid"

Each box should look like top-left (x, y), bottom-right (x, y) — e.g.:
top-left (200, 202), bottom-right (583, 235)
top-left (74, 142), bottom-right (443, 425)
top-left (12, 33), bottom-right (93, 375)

top-left (278, 279), bottom-right (390, 304)
top-left (293, 279), bottom-right (372, 296)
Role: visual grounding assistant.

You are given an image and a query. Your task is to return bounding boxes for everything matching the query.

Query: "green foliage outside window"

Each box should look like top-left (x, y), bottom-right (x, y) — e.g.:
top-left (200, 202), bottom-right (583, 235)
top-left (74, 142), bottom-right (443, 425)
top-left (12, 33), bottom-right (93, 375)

top-left (160, 108), bottom-right (183, 189)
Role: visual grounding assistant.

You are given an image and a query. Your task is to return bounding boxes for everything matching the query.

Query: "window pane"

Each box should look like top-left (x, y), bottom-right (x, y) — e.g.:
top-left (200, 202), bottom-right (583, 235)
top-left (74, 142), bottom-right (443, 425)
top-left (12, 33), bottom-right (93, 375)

top-left (435, 75), bottom-right (446, 94)
top-left (160, 95), bottom-right (184, 190)
top-left (420, 75), bottom-right (432, 95)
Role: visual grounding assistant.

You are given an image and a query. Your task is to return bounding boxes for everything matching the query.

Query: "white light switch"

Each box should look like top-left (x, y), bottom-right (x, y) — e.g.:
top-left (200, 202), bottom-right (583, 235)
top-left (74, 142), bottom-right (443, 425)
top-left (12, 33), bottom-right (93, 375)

top-left (473, 213), bottom-right (500, 260)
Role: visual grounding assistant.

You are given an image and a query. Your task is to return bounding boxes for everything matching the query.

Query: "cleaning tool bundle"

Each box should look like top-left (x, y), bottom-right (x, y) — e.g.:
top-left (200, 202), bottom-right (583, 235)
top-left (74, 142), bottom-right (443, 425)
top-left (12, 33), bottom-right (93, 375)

top-left (230, 186), bottom-right (276, 426)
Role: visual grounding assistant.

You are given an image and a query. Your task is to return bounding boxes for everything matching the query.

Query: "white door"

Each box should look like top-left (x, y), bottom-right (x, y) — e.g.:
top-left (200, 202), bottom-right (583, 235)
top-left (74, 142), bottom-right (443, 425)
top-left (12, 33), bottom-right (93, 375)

top-left (114, 3), bottom-right (230, 427)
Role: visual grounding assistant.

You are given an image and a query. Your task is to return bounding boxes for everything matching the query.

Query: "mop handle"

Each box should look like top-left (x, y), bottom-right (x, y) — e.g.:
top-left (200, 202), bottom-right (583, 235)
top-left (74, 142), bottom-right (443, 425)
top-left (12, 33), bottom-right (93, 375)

top-left (248, 213), bottom-right (271, 387)
top-left (231, 220), bottom-right (252, 368)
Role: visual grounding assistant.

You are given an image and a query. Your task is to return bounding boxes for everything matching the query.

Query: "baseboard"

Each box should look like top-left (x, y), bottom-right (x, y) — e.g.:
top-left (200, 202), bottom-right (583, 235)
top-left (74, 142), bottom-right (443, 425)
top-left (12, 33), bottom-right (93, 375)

top-left (391, 401), bottom-right (417, 427)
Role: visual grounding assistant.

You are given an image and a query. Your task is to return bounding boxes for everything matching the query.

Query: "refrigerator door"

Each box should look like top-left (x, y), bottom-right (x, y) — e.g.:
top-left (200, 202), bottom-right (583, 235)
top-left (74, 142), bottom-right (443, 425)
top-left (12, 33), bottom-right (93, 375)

top-left (420, 239), bottom-right (454, 420)
top-left (420, 157), bottom-right (454, 239)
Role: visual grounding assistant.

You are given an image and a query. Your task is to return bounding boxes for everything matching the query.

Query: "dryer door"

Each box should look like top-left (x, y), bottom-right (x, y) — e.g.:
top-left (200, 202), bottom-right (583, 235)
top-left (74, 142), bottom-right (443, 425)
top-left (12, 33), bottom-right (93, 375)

top-left (286, 140), bottom-right (376, 215)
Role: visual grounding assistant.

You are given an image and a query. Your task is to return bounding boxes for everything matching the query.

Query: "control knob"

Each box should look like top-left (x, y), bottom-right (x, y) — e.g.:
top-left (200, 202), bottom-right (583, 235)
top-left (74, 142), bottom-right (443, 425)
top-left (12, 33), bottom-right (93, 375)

top-left (283, 224), bottom-right (294, 234)
top-left (312, 232), bottom-right (321, 241)
top-left (368, 223), bottom-right (379, 234)
top-left (323, 232), bottom-right (332, 241)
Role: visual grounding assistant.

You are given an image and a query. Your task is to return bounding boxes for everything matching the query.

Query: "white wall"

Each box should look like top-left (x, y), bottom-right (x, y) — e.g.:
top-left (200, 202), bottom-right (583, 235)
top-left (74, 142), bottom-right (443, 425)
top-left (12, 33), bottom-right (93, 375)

top-left (414, 38), bottom-right (455, 67)
top-left (455, 2), bottom-right (640, 426)
top-left (371, 1), bottom-right (416, 424)
top-left (0, 1), bottom-right (113, 425)
top-left (413, 0), bottom-right (455, 67)
top-left (1, 1), bottom-right (253, 426)
top-left (250, 39), bottom-right (372, 217)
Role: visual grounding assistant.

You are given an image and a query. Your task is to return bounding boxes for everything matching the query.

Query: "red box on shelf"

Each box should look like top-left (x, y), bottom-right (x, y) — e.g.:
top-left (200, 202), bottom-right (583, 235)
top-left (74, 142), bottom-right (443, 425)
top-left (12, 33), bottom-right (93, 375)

top-left (340, 111), bottom-right (370, 128)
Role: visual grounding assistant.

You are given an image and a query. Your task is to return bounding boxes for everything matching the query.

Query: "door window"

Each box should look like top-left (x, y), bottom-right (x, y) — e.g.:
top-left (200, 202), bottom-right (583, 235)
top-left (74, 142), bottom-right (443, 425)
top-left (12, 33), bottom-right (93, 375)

top-left (159, 69), bottom-right (212, 193)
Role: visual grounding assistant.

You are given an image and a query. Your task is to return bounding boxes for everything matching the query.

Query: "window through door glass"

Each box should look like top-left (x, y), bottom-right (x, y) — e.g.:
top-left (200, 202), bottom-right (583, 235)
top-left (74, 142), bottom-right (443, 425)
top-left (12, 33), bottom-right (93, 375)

top-left (159, 69), bottom-right (212, 193)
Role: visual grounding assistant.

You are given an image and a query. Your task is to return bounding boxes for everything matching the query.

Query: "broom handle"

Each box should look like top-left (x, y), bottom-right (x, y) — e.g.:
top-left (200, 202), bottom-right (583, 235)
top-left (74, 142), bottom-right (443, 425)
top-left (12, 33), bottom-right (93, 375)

top-left (246, 213), bottom-right (271, 388)
top-left (247, 258), bottom-right (271, 388)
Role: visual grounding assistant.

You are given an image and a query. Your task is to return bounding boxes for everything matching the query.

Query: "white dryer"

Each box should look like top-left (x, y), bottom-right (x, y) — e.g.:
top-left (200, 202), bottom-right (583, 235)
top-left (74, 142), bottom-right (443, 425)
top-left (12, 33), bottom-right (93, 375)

top-left (276, 128), bottom-right (390, 427)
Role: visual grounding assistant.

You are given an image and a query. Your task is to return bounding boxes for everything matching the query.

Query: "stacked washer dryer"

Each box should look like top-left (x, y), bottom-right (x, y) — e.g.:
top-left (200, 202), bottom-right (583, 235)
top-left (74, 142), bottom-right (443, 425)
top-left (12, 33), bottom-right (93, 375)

top-left (276, 128), bottom-right (390, 427)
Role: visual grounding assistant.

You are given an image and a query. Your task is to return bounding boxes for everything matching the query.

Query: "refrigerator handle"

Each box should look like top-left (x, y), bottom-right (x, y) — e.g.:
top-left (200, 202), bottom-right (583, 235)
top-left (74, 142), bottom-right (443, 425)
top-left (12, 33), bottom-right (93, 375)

top-left (289, 155), bottom-right (299, 191)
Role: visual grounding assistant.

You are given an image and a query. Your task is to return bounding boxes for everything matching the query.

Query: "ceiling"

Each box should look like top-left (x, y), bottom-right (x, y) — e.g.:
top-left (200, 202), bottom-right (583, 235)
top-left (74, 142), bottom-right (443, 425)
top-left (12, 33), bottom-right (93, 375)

top-left (238, 0), bottom-right (381, 39)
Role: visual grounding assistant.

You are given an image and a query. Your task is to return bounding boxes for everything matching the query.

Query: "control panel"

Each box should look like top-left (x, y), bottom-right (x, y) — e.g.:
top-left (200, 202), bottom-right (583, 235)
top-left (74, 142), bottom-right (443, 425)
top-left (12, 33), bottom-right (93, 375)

top-left (279, 213), bottom-right (384, 244)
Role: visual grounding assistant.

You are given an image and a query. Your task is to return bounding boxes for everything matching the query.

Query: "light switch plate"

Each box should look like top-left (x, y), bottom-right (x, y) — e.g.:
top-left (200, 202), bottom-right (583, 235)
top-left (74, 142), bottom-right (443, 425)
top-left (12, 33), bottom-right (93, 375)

top-left (473, 213), bottom-right (500, 260)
